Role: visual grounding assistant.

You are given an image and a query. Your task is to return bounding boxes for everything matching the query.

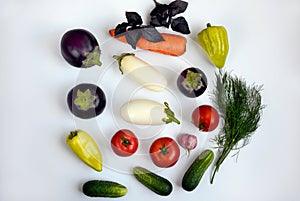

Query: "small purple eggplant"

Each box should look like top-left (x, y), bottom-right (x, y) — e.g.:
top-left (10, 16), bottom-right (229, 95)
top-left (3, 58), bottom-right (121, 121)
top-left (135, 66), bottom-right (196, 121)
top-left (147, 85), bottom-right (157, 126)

top-left (177, 67), bottom-right (207, 98)
top-left (60, 29), bottom-right (102, 68)
top-left (67, 83), bottom-right (106, 119)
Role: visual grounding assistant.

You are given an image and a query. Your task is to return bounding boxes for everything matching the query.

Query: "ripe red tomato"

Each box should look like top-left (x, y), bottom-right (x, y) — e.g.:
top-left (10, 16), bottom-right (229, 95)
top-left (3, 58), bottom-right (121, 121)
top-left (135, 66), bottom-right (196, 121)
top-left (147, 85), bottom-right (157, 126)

top-left (192, 105), bottom-right (220, 132)
top-left (149, 137), bottom-right (180, 168)
top-left (111, 129), bottom-right (138, 157)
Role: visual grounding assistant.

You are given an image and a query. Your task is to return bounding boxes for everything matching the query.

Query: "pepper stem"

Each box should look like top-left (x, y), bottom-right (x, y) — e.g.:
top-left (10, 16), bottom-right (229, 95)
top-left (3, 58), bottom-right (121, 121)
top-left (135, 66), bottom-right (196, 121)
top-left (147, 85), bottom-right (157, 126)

top-left (162, 102), bottom-right (180, 124)
top-left (82, 46), bottom-right (102, 68)
top-left (207, 23), bottom-right (212, 28)
top-left (68, 130), bottom-right (78, 140)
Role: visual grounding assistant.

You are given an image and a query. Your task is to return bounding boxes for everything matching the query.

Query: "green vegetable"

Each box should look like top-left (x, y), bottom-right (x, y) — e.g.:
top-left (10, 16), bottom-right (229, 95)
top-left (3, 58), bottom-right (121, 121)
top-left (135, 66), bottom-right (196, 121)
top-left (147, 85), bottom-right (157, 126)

top-left (82, 180), bottom-right (127, 198)
top-left (210, 71), bottom-right (265, 183)
top-left (133, 166), bottom-right (173, 196)
top-left (181, 150), bottom-right (214, 191)
top-left (197, 23), bottom-right (229, 68)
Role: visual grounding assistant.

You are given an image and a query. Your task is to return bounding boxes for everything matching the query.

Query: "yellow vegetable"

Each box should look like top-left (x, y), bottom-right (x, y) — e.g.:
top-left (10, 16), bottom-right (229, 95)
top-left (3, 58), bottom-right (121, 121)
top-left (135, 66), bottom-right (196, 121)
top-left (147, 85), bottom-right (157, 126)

top-left (66, 129), bottom-right (102, 172)
top-left (197, 23), bottom-right (229, 68)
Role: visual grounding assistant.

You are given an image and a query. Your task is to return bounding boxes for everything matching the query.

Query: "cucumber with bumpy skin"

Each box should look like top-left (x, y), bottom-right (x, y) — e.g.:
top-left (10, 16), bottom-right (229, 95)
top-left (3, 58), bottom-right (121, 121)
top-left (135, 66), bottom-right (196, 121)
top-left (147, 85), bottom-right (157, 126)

top-left (133, 166), bottom-right (173, 196)
top-left (82, 180), bottom-right (127, 197)
top-left (182, 149), bottom-right (214, 191)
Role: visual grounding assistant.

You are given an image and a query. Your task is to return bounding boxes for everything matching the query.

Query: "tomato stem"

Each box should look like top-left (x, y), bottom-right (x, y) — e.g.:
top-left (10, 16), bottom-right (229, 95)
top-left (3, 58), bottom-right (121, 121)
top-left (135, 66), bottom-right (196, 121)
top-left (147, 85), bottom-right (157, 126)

top-left (121, 136), bottom-right (131, 147)
top-left (199, 122), bottom-right (206, 130)
top-left (160, 146), bottom-right (169, 155)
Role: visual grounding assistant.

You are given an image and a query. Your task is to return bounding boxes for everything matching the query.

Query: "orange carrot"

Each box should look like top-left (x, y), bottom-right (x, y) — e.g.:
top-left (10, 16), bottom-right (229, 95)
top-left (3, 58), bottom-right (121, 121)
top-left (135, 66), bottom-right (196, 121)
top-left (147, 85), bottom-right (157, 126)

top-left (109, 29), bottom-right (186, 56)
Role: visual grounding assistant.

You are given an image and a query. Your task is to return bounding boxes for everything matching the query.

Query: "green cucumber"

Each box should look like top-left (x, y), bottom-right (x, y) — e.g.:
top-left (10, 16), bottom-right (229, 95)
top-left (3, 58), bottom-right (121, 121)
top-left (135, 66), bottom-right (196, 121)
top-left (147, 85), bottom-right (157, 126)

top-left (82, 180), bottom-right (127, 198)
top-left (182, 149), bottom-right (214, 191)
top-left (133, 166), bottom-right (173, 196)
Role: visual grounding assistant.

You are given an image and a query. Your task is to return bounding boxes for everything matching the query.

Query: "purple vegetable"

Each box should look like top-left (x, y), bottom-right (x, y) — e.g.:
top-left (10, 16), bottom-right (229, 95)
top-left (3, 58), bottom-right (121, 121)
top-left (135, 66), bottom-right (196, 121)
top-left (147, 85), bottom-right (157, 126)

top-left (60, 29), bottom-right (102, 68)
top-left (178, 134), bottom-right (197, 156)
top-left (67, 83), bottom-right (106, 119)
top-left (177, 67), bottom-right (207, 98)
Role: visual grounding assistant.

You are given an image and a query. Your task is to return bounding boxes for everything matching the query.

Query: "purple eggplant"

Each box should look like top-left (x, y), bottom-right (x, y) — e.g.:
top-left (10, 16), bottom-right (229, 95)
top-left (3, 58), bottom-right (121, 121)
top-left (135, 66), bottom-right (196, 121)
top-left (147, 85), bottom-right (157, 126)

top-left (177, 67), bottom-right (207, 98)
top-left (67, 83), bottom-right (106, 119)
top-left (60, 29), bottom-right (102, 68)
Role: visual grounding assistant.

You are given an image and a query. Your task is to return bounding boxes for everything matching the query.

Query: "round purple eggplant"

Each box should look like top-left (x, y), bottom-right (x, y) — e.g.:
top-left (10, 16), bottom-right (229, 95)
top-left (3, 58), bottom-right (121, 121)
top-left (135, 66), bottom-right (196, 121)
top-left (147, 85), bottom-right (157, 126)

top-left (177, 67), bottom-right (207, 98)
top-left (60, 29), bottom-right (102, 68)
top-left (67, 83), bottom-right (106, 119)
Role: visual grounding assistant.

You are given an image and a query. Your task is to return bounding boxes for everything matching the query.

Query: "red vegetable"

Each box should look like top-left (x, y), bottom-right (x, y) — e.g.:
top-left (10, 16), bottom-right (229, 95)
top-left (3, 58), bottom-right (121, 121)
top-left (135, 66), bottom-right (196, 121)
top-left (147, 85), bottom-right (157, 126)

top-left (109, 29), bottom-right (186, 56)
top-left (111, 129), bottom-right (139, 157)
top-left (192, 105), bottom-right (220, 132)
top-left (149, 137), bottom-right (180, 168)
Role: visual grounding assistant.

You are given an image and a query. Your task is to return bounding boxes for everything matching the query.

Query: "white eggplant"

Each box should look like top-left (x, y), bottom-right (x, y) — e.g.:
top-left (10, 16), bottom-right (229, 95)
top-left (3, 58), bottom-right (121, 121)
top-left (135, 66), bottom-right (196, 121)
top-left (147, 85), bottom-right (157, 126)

top-left (120, 99), bottom-right (180, 125)
top-left (113, 53), bottom-right (167, 92)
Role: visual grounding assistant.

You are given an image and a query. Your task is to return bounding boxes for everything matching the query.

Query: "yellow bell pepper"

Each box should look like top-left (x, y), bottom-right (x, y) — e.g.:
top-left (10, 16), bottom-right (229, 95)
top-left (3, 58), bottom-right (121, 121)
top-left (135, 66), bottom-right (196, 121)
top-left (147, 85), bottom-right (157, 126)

top-left (66, 129), bottom-right (102, 172)
top-left (197, 23), bottom-right (229, 68)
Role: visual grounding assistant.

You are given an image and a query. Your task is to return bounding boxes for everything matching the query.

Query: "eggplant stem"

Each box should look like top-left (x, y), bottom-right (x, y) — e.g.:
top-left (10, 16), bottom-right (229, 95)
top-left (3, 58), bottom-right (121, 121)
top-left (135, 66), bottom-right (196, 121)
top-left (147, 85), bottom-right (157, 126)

top-left (162, 102), bottom-right (180, 124)
top-left (113, 53), bottom-right (135, 74)
top-left (82, 46), bottom-right (102, 68)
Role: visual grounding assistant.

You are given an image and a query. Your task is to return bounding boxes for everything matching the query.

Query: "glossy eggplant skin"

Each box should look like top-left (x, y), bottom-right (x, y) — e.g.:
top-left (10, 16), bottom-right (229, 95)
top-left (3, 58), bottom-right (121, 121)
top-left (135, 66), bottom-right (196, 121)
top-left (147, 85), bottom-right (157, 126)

top-left (67, 83), bottom-right (106, 119)
top-left (60, 29), bottom-right (101, 68)
top-left (177, 67), bottom-right (207, 98)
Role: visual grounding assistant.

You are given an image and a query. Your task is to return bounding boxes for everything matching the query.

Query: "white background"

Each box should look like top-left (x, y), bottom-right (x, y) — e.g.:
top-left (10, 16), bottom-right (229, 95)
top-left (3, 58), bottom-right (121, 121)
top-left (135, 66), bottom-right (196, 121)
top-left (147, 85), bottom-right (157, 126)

top-left (1, 0), bottom-right (300, 201)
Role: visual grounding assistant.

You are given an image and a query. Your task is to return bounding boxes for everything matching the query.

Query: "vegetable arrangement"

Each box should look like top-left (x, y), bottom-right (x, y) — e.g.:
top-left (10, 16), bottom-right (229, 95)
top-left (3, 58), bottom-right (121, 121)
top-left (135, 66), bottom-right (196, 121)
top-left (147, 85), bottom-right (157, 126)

top-left (58, 0), bottom-right (265, 198)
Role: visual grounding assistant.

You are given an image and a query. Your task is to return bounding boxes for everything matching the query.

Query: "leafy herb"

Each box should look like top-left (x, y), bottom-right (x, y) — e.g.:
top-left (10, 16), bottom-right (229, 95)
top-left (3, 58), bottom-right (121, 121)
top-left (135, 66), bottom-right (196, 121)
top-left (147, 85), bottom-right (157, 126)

top-left (114, 12), bottom-right (164, 49)
top-left (126, 12), bottom-right (143, 26)
top-left (171, 16), bottom-right (190, 34)
top-left (150, 0), bottom-right (190, 34)
top-left (210, 71), bottom-right (266, 184)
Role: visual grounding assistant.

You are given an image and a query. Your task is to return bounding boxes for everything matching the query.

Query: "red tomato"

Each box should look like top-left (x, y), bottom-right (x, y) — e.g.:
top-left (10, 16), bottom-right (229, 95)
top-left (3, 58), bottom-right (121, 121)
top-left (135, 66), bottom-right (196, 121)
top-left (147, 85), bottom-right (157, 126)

top-left (192, 105), bottom-right (220, 132)
top-left (111, 129), bottom-right (138, 157)
top-left (149, 137), bottom-right (180, 168)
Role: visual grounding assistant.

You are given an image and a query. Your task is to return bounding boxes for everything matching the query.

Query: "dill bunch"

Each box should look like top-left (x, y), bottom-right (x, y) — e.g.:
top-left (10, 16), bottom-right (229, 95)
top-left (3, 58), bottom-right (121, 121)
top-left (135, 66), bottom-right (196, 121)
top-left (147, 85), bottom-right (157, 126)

top-left (210, 70), bottom-right (266, 184)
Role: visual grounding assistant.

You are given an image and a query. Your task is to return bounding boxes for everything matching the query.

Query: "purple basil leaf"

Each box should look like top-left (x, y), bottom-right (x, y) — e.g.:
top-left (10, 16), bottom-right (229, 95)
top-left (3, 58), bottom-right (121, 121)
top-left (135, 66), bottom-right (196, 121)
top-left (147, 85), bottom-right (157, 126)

top-left (150, 15), bottom-right (170, 28)
top-left (150, 3), bottom-right (170, 27)
top-left (141, 26), bottom-right (164, 42)
top-left (169, 0), bottom-right (188, 17)
top-left (115, 22), bottom-right (129, 36)
top-left (150, 15), bottom-right (162, 26)
top-left (125, 29), bottom-right (143, 49)
top-left (125, 11), bottom-right (143, 26)
top-left (171, 16), bottom-right (190, 34)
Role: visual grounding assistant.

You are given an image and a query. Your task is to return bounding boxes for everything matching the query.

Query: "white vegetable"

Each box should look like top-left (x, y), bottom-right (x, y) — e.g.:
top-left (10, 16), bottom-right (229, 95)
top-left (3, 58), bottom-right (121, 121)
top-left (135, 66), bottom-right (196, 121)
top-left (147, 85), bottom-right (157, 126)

top-left (113, 53), bottom-right (167, 92)
top-left (120, 99), bottom-right (180, 125)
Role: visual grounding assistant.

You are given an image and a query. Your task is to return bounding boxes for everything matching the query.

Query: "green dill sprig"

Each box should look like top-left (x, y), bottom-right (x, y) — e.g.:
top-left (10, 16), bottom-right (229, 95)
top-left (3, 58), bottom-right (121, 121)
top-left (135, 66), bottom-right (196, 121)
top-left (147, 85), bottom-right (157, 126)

top-left (210, 70), bottom-right (266, 184)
